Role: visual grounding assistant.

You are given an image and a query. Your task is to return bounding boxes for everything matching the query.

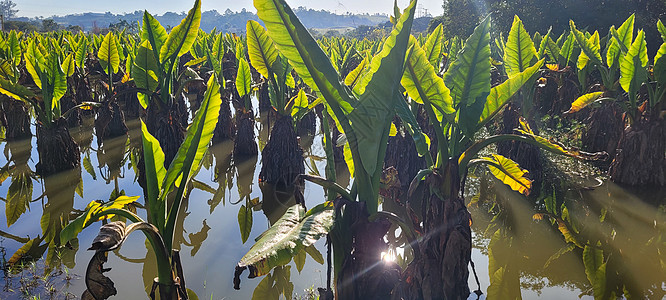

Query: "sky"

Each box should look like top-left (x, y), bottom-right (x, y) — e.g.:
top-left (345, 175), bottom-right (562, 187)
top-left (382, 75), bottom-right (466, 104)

top-left (16, 0), bottom-right (443, 18)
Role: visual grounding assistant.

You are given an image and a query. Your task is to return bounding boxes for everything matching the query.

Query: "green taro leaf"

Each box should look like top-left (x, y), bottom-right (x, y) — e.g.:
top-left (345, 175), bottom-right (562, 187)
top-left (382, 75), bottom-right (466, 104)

top-left (606, 14), bottom-right (634, 68)
top-left (140, 120), bottom-right (167, 227)
top-left (504, 15), bottom-right (537, 77)
top-left (344, 54), bottom-right (369, 91)
top-left (658, 19), bottom-right (666, 42)
top-left (236, 202), bottom-right (334, 279)
top-left (583, 245), bottom-right (607, 299)
top-left (132, 41), bottom-right (159, 94)
top-left (653, 42), bottom-right (666, 84)
top-left (401, 35), bottom-right (455, 124)
top-left (236, 58), bottom-right (252, 97)
top-left (423, 23), bottom-right (444, 69)
top-left (45, 53), bottom-right (67, 115)
top-left (142, 11), bottom-right (168, 62)
top-left (61, 53), bottom-right (75, 77)
top-left (619, 30), bottom-right (648, 94)
top-left (98, 32), bottom-right (120, 75)
top-left (161, 75), bottom-right (222, 237)
top-left (254, 0), bottom-right (357, 114)
top-left (559, 31), bottom-right (576, 66)
top-left (479, 58), bottom-right (544, 128)
top-left (570, 21), bottom-right (602, 68)
top-left (349, 0), bottom-right (416, 180)
top-left (159, 0), bottom-right (201, 62)
top-left (75, 37), bottom-right (89, 69)
top-left (246, 20), bottom-right (279, 80)
top-left (444, 16), bottom-right (492, 108)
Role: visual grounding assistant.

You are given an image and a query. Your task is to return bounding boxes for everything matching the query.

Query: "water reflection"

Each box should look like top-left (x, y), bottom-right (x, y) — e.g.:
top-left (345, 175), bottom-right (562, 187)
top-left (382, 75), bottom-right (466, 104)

top-left (469, 172), bottom-right (666, 299)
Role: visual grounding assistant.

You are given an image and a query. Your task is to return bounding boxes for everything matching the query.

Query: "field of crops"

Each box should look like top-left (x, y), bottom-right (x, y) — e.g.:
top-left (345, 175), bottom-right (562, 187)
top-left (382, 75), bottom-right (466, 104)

top-left (0, 0), bottom-right (664, 299)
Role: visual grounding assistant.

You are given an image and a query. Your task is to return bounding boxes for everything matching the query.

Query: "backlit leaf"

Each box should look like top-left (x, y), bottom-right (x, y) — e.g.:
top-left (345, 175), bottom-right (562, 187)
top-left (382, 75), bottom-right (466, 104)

top-left (566, 91), bottom-right (603, 114)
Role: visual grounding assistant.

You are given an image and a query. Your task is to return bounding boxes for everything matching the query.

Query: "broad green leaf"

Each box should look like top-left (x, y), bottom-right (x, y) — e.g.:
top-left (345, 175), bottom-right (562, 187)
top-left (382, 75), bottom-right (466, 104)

top-left (570, 21), bottom-right (603, 68)
top-left (8, 31), bottom-right (21, 67)
top-left (142, 11), bottom-right (168, 61)
top-left (236, 58), bottom-right (252, 97)
top-left (619, 30), bottom-right (648, 94)
top-left (423, 23), bottom-right (443, 68)
top-left (252, 274), bottom-right (279, 300)
top-left (0, 78), bottom-right (36, 101)
top-left (504, 15), bottom-right (537, 77)
top-left (293, 249), bottom-right (306, 273)
top-left (45, 53), bottom-right (66, 114)
top-left (401, 35), bottom-right (454, 123)
top-left (394, 96), bottom-right (431, 159)
top-left (347, 0), bottom-right (416, 181)
top-left (606, 14), bottom-right (634, 67)
top-left (98, 32), bottom-right (120, 75)
top-left (61, 53), bottom-right (75, 77)
top-left (566, 92), bottom-right (604, 114)
top-left (133, 41), bottom-right (159, 93)
top-left (479, 58), bottom-right (544, 128)
top-left (559, 31), bottom-right (575, 66)
top-left (444, 16), bottom-right (492, 108)
top-left (290, 89), bottom-right (308, 117)
top-left (653, 43), bottom-right (666, 83)
top-left (75, 37), bottom-right (89, 69)
top-left (238, 204), bottom-right (253, 243)
top-left (542, 35), bottom-right (561, 63)
top-left (159, 0), bottom-right (201, 62)
top-left (24, 41), bottom-right (43, 89)
top-left (254, 0), bottom-right (357, 114)
top-left (483, 154), bottom-right (532, 195)
top-left (344, 54), bottom-right (369, 90)
top-left (140, 120), bottom-right (166, 228)
top-left (343, 142), bottom-right (354, 178)
top-left (658, 19), bottom-right (666, 42)
top-left (246, 20), bottom-right (279, 80)
top-left (236, 202), bottom-right (334, 278)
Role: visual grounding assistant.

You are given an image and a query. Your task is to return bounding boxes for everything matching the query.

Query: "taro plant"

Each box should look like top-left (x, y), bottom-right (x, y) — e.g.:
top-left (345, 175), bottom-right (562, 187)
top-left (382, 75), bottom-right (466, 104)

top-left (60, 74), bottom-right (222, 299)
top-left (565, 17), bottom-right (666, 186)
top-left (132, 0), bottom-right (203, 164)
top-left (0, 36), bottom-right (88, 176)
top-left (233, 0), bottom-right (418, 299)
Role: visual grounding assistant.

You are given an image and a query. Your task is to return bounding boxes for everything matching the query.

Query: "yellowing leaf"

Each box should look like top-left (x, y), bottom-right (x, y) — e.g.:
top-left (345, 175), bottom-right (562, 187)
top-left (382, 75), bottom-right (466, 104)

top-left (566, 91), bottom-right (603, 114)
top-left (479, 154), bottom-right (532, 195)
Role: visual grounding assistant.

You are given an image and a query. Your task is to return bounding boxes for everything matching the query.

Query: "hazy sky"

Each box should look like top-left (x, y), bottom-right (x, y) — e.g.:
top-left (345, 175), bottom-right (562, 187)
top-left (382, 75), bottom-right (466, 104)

top-left (16, 0), bottom-right (443, 18)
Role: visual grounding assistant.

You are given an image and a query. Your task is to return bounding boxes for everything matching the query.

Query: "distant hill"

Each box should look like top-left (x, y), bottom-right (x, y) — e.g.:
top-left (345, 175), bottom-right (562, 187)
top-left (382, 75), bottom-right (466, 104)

top-left (11, 7), bottom-right (389, 33)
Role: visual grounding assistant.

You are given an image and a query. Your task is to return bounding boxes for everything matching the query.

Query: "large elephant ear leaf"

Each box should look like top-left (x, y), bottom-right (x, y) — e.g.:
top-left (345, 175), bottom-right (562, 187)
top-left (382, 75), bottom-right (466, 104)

top-left (606, 14), bottom-right (634, 68)
top-left (619, 30), bottom-right (648, 95)
top-left (479, 58), bottom-right (544, 128)
top-left (401, 35), bottom-right (455, 124)
top-left (653, 42), bottom-right (666, 84)
top-left (253, 0), bottom-right (357, 115)
top-left (423, 23), bottom-right (444, 69)
top-left (98, 32), bottom-right (120, 75)
top-left (504, 15), bottom-right (536, 77)
top-left (246, 20), bottom-right (279, 80)
top-left (444, 16), bottom-right (492, 137)
top-left (349, 0), bottom-right (416, 183)
top-left (234, 202), bottom-right (334, 289)
top-left (159, 0), bottom-right (201, 63)
top-left (570, 21), bottom-right (603, 68)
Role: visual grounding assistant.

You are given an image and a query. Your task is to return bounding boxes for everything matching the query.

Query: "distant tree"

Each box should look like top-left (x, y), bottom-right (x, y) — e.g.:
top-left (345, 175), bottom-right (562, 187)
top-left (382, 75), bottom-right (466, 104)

top-left (66, 24), bottom-right (83, 32)
top-left (0, 0), bottom-right (18, 19)
top-left (41, 19), bottom-right (60, 32)
top-left (5, 20), bottom-right (39, 32)
top-left (109, 18), bottom-right (138, 33)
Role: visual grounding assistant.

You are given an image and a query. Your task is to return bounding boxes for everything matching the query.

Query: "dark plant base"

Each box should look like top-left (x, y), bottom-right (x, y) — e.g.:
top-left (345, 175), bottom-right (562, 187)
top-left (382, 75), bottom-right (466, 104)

top-left (212, 95), bottom-right (235, 143)
top-left (233, 110), bottom-right (258, 158)
top-left (146, 101), bottom-right (185, 166)
top-left (36, 118), bottom-right (81, 177)
top-left (259, 116), bottom-right (304, 187)
top-left (95, 101), bottom-right (128, 145)
top-left (393, 161), bottom-right (471, 300)
top-left (61, 96), bottom-right (82, 127)
top-left (297, 110), bottom-right (317, 137)
top-left (336, 201), bottom-right (402, 300)
top-left (1, 98), bottom-right (32, 141)
top-left (384, 126), bottom-right (426, 196)
top-left (581, 103), bottom-right (623, 165)
top-left (609, 119), bottom-right (666, 186)
top-left (117, 82), bottom-right (143, 118)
